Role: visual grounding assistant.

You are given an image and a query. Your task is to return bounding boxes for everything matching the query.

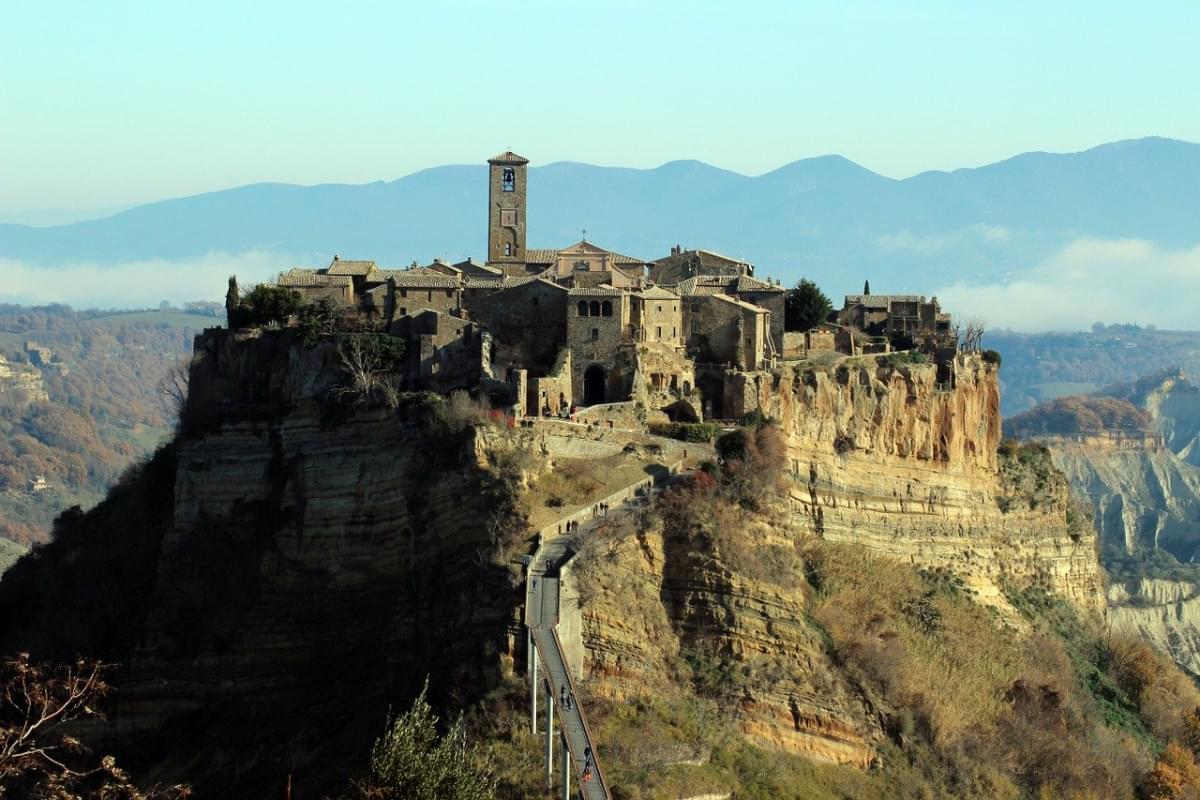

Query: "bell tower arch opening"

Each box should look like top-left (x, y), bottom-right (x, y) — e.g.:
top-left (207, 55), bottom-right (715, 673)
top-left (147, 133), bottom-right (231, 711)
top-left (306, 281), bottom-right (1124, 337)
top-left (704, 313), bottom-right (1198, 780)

top-left (487, 151), bottom-right (529, 268)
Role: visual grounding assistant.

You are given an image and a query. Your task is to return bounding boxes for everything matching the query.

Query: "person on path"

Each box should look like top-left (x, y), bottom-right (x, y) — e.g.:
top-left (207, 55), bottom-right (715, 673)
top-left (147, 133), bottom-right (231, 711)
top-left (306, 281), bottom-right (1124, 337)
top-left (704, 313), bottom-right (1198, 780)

top-left (560, 685), bottom-right (567, 706)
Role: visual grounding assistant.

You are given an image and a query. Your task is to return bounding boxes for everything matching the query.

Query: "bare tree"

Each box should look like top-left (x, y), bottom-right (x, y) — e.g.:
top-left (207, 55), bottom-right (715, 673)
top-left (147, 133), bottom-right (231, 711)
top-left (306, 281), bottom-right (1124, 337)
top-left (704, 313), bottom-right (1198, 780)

top-left (157, 358), bottom-right (191, 424)
top-left (335, 335), bottom-right (405, 408)
top-left (0, 654), bottom-right (189, 797)
top-left (961, 317), bottom-right (987, 353)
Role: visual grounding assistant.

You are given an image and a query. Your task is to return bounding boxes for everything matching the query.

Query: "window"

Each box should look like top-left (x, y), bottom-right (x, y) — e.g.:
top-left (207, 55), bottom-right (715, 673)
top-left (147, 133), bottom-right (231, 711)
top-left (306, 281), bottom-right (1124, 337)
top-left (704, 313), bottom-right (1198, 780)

top-left (532, 297), bottom-right (539, 307)
top-left (446, 290), bottom-right (453, 298)
top-left (500, 208), bottom-right (517, 227)
top-left (400, 289), bottom-right (408, 298)
top-left (504, 243), bottom-right (512, 257)
top-left (589, 301), bottom-right (600, 317)
top-left (502, 167), bottom-right (515, 191)
top-left (574, 260), bottom-right (590, 271)
top-left (577, 300), bottom-right (588, 317)
top-left (591, 328), bottom-right (599, 341)
top-left (657, 305), bottom-right (662, 313)
top-left (691, 322), bottom-right (700, 334)
top-left (400, 307), bottom-right (407, 316)
top-left (601, 300), bottom-right (612, 317)
top-left (672, 326), bottom-right (676, 338)
top-left (655, 325), bottom-right (662, 339)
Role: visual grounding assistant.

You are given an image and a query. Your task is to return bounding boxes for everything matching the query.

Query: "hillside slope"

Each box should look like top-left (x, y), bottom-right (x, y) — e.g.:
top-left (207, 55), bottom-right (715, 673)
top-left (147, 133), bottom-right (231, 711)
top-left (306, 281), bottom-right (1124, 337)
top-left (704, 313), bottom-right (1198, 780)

top-left (0, 334), bottom-right (1190, 799)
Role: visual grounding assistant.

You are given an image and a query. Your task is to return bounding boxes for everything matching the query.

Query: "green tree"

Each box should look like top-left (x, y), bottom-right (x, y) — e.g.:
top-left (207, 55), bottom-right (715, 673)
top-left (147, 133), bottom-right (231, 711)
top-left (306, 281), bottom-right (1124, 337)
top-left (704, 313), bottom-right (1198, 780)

top-left (784, 279), bottom-right (833, 331)
top-left (361, 684), bottom-right (497, 800)
top-left (240, 285), bottom-right (302, 327)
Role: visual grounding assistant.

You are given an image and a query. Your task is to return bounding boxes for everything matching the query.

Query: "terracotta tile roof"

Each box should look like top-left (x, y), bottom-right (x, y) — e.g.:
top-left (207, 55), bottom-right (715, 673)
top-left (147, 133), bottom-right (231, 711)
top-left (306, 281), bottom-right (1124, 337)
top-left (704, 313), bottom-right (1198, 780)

top-left (673, 276), bottom-right (734, 295)
top-left (525, 244), bottom-right (645, 268)
top-left (276, 268), bottom-right (353, 288)
top-left (454, 258), bottom-right (502, 276)
top-left (525, 248), bottom-right (557, 265)
top-left (326, 258), bottom-right (377, 276)
top-left (844, 294), bottom-right (926, 309)
top-left (734, 276), bottom-right (783, 293)
top-left (568, 285), bottom-right (624, 297)
top-left (375, 267), bottom-right (461, 288)
top-left (635, 285), bottom-right (679, 300)
top-left (464, 275), bottom-right (505, 287)
top-left (488, 150), bottom-right (529, 164)
top-left (710, 293), bottom-right (769, 313)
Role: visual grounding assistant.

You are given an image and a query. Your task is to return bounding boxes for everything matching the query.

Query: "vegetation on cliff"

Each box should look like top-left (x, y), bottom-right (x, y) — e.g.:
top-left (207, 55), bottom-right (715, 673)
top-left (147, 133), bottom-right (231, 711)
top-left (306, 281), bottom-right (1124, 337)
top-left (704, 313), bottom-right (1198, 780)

top-left (1003, 395), bottom-right (1153, 438)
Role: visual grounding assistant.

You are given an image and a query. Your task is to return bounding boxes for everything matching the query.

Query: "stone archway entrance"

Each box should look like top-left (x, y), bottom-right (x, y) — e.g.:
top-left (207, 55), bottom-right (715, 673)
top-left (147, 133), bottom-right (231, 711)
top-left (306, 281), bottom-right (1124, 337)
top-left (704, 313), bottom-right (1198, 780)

top-left (584, 364), bottom-right (606, 406)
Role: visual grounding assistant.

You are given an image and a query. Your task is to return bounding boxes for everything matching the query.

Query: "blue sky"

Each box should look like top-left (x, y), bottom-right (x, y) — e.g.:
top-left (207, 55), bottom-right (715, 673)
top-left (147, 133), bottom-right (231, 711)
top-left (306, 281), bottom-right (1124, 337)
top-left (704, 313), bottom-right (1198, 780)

top-left (2, 0), bottom-right (1197, 216)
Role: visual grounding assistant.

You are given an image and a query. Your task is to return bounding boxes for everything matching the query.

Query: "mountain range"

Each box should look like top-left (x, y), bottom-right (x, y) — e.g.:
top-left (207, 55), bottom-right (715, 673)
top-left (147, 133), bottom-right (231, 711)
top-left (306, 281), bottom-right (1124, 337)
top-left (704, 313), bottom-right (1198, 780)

top-left (2, 137), bottom-right (1198, 296)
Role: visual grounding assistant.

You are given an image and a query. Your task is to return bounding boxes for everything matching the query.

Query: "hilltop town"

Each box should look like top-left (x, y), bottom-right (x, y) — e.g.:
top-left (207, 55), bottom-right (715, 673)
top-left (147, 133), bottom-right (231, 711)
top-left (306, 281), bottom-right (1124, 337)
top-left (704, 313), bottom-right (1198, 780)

top-left (232, 150), bottom-right (961, 424)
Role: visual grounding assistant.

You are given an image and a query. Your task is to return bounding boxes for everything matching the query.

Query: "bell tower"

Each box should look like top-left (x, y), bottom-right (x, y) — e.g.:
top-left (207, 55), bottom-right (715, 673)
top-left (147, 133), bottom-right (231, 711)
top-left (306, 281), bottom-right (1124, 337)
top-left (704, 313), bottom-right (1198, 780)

top-left (487, 151), bottom-right (529, 268)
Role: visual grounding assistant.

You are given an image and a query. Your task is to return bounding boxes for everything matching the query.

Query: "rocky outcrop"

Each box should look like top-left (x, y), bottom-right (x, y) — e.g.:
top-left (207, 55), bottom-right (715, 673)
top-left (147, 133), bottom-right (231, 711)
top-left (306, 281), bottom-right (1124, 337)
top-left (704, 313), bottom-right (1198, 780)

top-left (571, 515), bottom-right (879, 768)
top-left (734, 355), bottom-right (1104, 613)
top-left (1108, 578), bottom-right (1200, 676)
top-left (2, 328), bottom-right (532, 797)
top-left (569, 353), bottom-right (1104, 776)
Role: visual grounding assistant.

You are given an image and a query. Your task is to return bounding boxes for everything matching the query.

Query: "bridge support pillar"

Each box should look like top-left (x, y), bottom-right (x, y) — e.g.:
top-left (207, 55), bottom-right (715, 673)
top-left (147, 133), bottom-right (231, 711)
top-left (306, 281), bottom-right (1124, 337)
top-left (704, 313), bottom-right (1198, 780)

top-left (561, 731), bottom-right (571, 800)
top-left (545, 682), bottom-right (555, 788)
top-left (530, 643), bottom-right (538, 735)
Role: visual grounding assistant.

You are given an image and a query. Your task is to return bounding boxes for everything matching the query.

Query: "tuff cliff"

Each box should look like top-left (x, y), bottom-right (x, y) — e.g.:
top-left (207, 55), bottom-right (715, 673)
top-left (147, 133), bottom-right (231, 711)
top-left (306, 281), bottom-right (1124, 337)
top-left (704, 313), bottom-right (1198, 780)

top-left (0, 337), bottom-right (1116, 797)
top-left (567, 354), bottom-right (1105, 778)
top-left (739, 355), bottom-right (1103, 611)
top-left (0, 328), bottom-right (535, 797)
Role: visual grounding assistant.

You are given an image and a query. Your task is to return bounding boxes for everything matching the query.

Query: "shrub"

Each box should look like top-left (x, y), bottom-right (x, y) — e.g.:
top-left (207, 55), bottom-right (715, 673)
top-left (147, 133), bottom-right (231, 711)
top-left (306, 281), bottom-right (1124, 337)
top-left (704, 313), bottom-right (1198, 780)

top-left (649, 422), bottom-right (720, 442)
top-left (981, 349), bottom-right (1002, 366)
top-left (296, 297), bottom-right (338, 344)
top-left (880, 351), bottom-right (928, 369)
top-left (358, 683), bottom-right (497, 800)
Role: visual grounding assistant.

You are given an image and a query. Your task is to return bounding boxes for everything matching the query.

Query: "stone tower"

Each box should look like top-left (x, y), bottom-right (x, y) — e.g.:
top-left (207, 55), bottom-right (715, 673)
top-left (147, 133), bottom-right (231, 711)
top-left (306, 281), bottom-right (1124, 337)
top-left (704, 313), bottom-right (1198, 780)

top-left (487, 151), bottom-right (529, 267)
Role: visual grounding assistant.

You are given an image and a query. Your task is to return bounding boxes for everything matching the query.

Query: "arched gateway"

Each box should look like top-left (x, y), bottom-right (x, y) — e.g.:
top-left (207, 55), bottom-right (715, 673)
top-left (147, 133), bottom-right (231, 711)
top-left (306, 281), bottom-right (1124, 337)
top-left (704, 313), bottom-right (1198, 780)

top-left (583, 364), bottom-right (606, 406)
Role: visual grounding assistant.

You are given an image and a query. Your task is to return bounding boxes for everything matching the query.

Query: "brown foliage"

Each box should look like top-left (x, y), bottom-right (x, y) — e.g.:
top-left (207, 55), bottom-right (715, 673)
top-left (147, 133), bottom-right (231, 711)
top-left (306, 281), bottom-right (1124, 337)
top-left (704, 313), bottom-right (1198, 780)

top-left (1142, 743), bottom-right (1200, 800)
top-left (0, 654), bottom-right (189, 798)
top-left (1004, 394), bottom-right (1154, 438)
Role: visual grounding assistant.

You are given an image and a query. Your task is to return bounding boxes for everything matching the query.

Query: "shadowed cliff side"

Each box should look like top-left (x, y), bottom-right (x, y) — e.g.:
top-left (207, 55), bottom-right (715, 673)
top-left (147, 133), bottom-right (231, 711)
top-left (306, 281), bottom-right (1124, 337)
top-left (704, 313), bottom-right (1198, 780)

top-left (0, 328), bottom-right (534, 797)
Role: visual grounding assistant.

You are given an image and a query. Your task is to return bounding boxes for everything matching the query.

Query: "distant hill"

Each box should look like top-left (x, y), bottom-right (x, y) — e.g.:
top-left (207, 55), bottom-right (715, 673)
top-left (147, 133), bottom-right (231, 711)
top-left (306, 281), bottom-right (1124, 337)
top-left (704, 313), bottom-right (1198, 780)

top-left (2, 137), bottom-right (1198, 296)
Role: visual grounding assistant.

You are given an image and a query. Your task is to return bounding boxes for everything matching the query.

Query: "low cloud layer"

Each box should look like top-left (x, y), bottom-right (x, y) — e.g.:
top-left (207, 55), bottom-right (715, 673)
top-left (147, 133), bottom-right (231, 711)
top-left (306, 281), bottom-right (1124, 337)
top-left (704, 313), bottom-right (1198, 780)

top-left (0, 251), bottom-right (290, 309)
top-left (937, 238), bottom-right (1200, 332)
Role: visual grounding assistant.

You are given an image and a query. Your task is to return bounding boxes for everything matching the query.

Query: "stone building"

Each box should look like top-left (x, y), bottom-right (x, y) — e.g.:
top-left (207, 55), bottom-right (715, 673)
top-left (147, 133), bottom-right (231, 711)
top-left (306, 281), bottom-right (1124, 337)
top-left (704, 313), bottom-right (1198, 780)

top-left (629, 285), bottom-right (682, 348)
top-left (568, 286), bottom-right (631, 405)
top-left (248, 149), bottom-right (958, 423)
top-left (681, 293), bottom-right (771, 371)
top-left (672, 274), bottom-right (785, 353)
top-left (650, 246), bottom-right (752, 285)
top-left (275, 268), bottom-right (355, 306)
top-left (837, 293), bottom-right (952, 346)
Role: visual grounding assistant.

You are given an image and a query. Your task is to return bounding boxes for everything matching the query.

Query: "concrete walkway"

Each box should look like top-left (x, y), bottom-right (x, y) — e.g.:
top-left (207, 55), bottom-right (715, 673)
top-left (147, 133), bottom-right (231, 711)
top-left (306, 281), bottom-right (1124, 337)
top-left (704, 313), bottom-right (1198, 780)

top-left (524, 450), bottom-right (699, 799)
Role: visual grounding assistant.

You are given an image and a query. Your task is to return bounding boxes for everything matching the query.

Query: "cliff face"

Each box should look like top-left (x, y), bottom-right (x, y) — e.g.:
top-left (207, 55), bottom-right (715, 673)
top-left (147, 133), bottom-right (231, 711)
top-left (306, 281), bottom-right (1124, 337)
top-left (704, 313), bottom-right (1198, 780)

top-left (736, 355), bottom-right (1104, 612)
top-left (1108, 578), bottom-right (1200, 676)
top-left (570, 354), bottom-right (1104, 774)
top-left (1, 329), bottom-right (530, 797)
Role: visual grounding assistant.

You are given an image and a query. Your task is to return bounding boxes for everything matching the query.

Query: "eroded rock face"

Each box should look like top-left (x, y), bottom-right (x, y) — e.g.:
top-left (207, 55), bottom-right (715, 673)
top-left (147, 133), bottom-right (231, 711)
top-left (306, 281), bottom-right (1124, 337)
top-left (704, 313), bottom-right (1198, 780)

top-left (572, 517), bottom-right (880, 768)
top-left (102, 330), bottom-right (527, 796)
top-left (1108, 578), bottom-right (1200, 676)
top-left (572, 354), bottom-right (1104, 771)
top-left (747, 356), bottom-right (1103, 613)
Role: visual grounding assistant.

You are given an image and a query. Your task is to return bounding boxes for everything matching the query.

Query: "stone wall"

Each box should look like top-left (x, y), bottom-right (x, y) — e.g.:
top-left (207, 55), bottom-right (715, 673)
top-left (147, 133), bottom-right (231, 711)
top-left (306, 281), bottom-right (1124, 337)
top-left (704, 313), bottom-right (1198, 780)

top-left (529, 348), bottom-right (573, 417)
